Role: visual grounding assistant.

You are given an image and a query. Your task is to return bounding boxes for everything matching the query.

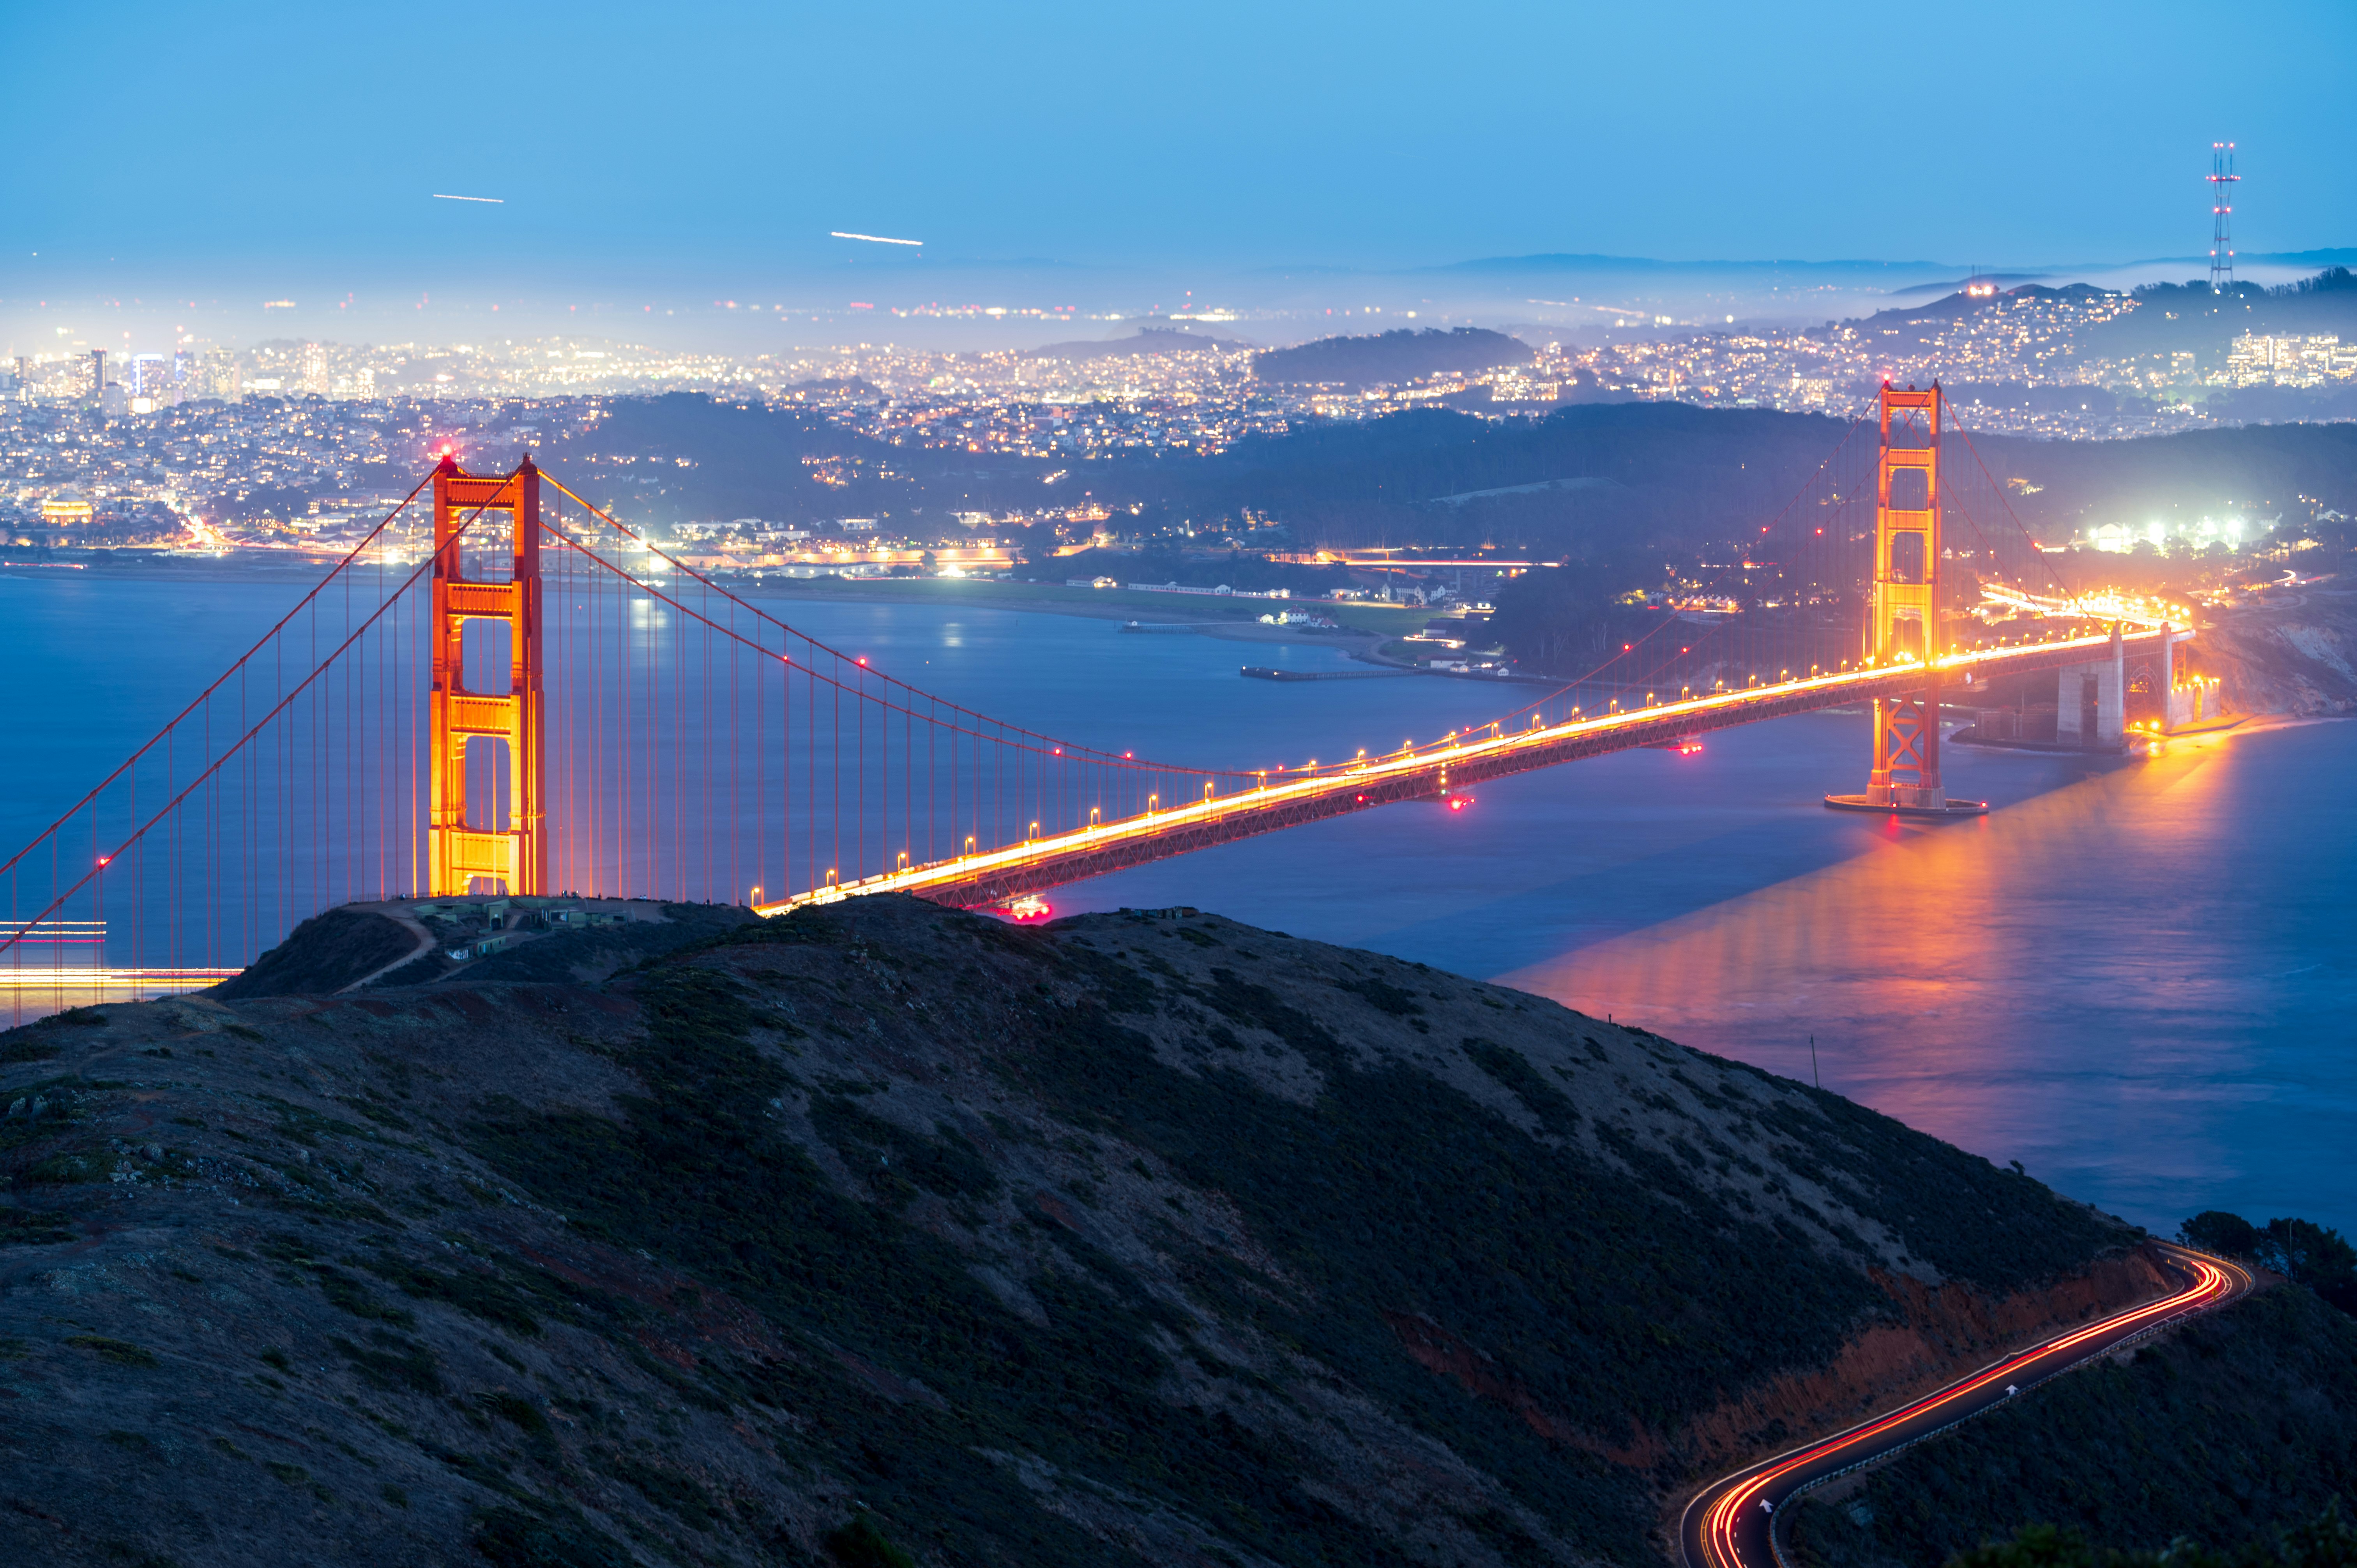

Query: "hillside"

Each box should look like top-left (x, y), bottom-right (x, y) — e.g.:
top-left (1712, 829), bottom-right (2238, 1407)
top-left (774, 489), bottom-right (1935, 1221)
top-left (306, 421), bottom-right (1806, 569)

top-left (1783, 1284), bottom-right (2357, 1568)
top-left (0, 895), bottom-right (2178, 1568)
top-left (1844, 284), bottom-right (2119, 351)
top-left (2084, 269), bottom-right (2357, 359)
top-left (1254, 327), bottom-right (1534, 388)
top-left (479, 389), bottom-right (2357, 562)
top-left (1156, 402), bottom-right (2357, 558)
top-left (2189, 584), bottom-right (2357, 715)
top-left (1846, 270), bottom-right (2357, 365)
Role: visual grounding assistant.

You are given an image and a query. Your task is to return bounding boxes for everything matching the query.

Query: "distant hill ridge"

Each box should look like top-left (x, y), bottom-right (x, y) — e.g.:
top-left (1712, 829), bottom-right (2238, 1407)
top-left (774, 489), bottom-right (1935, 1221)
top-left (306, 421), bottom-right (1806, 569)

top-left (1024, 326), bottom-right (1250, 360)
top-left (1255, 325), bottom-right (1534, 388)
top-left (1847, 281), bottom-right (2121, 336)
top-left (1849, 267), bottom-right (2357, 356)
top-left (511, 392), bottom-right (2357, 570)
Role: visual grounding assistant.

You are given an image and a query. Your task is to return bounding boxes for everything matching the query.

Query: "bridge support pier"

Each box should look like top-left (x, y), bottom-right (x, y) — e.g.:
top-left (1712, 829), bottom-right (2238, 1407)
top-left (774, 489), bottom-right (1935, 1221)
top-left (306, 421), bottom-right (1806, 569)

top-left (2053, 622), bottom-right (2126, 751)
top-left (1825, 678), bottom-right (1987, 816)
top-left (2157, 623), bottom-right (2219, 731)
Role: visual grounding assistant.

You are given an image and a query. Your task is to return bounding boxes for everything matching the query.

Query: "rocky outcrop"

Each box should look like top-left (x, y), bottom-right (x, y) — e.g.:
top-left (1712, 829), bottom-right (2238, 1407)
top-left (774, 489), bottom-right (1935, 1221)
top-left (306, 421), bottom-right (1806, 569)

top-left (210, 906), bottom-right (422, 997)
top-left (2188, 587), bottom-right (2357, 715)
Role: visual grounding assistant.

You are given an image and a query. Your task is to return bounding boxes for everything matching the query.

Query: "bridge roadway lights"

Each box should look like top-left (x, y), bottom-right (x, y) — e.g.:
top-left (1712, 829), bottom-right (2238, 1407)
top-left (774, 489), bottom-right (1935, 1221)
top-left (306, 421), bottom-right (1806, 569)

top-left (764, 636), bottom-right (2167, 916)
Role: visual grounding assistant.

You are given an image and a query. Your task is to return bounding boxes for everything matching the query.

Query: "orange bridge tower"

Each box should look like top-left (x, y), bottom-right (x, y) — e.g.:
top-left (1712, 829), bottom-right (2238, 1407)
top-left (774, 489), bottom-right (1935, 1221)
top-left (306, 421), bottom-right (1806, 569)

top-left (428, 455), bottom-right (547, 894)
top-left (1826, 384), bottom-right (1986, 817)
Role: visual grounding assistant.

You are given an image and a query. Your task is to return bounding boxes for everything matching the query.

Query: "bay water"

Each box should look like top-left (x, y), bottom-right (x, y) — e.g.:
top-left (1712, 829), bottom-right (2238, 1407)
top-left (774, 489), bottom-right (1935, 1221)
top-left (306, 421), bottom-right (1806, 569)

top-left (7, 570), bottom-right (2349, 1236)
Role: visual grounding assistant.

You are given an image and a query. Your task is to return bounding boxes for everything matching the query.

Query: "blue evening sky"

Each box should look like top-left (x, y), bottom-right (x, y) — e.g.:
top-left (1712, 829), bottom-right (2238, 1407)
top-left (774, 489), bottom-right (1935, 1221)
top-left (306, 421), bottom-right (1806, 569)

top-left (6, 0), bottom-right (2353, 275)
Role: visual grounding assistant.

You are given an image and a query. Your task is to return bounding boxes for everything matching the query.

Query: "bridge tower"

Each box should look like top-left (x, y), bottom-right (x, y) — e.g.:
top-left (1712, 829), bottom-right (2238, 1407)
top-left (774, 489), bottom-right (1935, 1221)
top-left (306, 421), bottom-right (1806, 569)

top-left (428, 455), bottom-right (547, 895)
top-left (1826, 384), bottom-right (1986, 817)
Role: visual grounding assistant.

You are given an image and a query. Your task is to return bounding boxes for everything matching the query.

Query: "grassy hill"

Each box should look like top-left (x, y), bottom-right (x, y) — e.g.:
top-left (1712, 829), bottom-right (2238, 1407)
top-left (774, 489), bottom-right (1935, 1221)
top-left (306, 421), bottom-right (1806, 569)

top-left (0, 896), bottom-right (2237, 1567)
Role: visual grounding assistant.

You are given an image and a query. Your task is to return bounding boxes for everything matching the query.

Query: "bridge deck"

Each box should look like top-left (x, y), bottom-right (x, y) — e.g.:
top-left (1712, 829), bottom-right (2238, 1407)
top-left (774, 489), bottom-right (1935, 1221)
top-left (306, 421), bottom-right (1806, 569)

top-left (762, 630), bottom-right (2155, 915)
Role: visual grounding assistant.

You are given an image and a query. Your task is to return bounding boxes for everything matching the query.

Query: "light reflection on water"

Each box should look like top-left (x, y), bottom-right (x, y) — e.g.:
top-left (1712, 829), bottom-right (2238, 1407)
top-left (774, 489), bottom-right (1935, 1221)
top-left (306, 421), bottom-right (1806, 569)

top-left (5, 576), bottom-right (2350, 1233)
top-left (1493, 722), bottom-right (2357, 1234)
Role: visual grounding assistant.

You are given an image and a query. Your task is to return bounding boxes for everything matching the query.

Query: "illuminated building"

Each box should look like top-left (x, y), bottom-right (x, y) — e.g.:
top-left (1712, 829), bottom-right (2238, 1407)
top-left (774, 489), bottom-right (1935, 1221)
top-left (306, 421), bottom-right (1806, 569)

top-left (199, 349), bottom-right (240, 399)
top-left (42, 490), bottom-right (95, 538)
top-left (2227, 332), bottom-right (2350, 388)
top-left (129, 353), bottom-right (172, 413)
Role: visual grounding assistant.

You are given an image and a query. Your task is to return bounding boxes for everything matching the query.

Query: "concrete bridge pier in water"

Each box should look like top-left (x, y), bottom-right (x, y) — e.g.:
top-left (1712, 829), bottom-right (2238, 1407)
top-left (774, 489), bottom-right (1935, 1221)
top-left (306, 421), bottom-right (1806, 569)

top-left (1963, 623), bottom-right (2219, 755)
top-left (2054, 623), bottom-right (2127, 749)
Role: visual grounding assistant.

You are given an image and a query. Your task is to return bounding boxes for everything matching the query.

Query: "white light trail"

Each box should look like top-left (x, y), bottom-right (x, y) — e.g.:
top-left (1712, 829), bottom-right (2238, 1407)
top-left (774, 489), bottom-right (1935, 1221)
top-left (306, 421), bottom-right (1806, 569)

top-left (432, 193), bottom-right (505, 204)
top-left (831, 231), bottom-right (923, 246)
top-left (1979, 583), bottom-right (2187, 629)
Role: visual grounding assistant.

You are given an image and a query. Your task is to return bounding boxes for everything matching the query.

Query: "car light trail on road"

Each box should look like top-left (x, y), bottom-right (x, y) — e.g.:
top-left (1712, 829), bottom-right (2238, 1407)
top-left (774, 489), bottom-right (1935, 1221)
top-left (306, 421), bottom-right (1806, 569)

top-left (0, 969), bottom-right (241, 998)
top-left (1679, 1241), bottom-right (2254, 1568)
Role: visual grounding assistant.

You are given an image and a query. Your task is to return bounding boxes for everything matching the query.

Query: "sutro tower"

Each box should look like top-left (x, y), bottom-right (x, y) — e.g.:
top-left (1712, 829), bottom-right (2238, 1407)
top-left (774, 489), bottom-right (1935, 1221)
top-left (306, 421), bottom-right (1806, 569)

top-left (2208, 142), bottom-right (2239, 293)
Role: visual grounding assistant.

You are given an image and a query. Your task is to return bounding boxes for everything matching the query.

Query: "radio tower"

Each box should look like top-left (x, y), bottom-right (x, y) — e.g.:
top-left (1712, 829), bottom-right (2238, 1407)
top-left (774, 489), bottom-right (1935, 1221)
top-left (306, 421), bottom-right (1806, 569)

top-left (2208, 142), bottom-right (2239, 294)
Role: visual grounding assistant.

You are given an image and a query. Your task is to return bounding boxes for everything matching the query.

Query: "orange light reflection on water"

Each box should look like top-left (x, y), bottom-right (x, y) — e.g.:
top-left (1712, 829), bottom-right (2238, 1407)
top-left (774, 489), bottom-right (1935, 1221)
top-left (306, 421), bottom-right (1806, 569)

top-left (1497, 734), bottom-right (2245, 1172)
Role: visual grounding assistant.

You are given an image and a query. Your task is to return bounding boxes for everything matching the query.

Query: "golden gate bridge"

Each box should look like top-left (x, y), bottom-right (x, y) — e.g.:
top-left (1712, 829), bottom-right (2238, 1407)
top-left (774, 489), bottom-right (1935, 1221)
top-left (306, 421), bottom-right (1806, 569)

top-left (0, 386), bottom-right (2200, 1019)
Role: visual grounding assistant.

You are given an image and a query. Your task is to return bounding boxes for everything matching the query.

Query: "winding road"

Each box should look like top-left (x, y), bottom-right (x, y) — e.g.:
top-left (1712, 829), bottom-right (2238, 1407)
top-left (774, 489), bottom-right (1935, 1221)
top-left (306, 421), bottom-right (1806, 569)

top-left (1679, 1242), bottom-right (2255, 1568)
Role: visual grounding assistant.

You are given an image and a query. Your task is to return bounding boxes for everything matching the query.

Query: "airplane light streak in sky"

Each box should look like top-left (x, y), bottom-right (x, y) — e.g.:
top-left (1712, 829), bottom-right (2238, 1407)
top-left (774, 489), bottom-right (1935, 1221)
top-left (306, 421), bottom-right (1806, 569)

top-left (432, 194), bottom-right (505, 203)
top-left (831, 231), bottom-right (923, 246)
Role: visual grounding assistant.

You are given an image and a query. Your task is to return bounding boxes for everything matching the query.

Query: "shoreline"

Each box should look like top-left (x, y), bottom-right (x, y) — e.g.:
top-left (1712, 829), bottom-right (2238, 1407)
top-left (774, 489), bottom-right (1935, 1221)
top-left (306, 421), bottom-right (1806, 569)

top-left (36, 559), bottom-right (2346, 721)
top-left (702, 573), bottom-right (1469, 664)
top-left (732, 574), bottom-right (1435, 641)
top-left (0, 556), bottom-right (1434, 654)
top-left (0, 555), bottom-right (1445, 668)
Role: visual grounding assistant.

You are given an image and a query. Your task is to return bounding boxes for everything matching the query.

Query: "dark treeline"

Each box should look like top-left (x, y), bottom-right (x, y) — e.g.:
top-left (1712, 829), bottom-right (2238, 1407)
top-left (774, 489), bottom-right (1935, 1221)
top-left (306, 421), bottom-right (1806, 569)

top-left (1487, 548), bottom-right (1682, 673)
top-left (2182, 1210), bottom-right (2357, 1315)
top-left (2133, 265), bottom-right (2357, 306)
top-left (1940, 1505), bottom-right (2357, 1568)
top-left (2282, 265), bottom-right (2357, 297)
top-left (1170, 404), bottom-right (1846, 556)
top-left (2085, 266), bottom-right (2357, 357)
top-left (1103, 405), bottom-right (2357, 580)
